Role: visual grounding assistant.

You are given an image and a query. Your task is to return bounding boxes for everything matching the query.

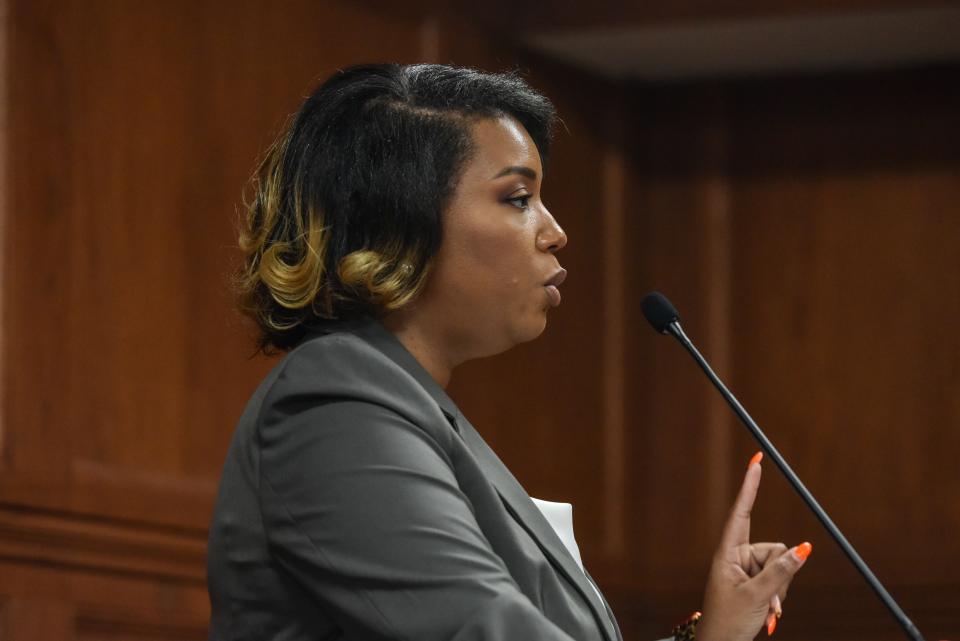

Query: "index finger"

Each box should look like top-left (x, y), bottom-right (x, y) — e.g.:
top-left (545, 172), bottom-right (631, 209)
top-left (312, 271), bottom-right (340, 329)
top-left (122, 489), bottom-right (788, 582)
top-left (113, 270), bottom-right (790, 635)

top-left (719, 452), bottom-right (763, 549)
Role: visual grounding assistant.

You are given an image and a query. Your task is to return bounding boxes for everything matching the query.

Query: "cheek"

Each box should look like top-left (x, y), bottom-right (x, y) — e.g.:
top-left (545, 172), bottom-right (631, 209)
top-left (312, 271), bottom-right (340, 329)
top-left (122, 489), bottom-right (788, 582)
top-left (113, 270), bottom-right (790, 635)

top-left (436, 196), bottom-right (539, 313)
top-left (447, 222), bottom-right (529, 280)
top-left (472, 232), bottom-right (530, 301)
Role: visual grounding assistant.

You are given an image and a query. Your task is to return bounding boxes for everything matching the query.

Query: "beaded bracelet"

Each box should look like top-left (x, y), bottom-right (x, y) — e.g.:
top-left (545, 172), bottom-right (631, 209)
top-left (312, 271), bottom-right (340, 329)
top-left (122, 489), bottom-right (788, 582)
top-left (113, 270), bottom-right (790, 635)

top-left (671, 611), bottom-right (702, 641)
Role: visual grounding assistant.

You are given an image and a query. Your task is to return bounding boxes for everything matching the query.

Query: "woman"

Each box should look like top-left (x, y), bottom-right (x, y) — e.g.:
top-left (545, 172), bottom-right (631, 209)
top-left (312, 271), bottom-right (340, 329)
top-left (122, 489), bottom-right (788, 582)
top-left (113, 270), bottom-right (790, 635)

top-left (207, 63), bottom-right (810, 641)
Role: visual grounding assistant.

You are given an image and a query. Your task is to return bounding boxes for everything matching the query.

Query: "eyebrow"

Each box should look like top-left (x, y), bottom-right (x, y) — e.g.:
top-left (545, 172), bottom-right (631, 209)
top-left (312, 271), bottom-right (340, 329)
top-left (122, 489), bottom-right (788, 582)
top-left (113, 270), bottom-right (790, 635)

top-left (491, 165), bottom-right (538, 181)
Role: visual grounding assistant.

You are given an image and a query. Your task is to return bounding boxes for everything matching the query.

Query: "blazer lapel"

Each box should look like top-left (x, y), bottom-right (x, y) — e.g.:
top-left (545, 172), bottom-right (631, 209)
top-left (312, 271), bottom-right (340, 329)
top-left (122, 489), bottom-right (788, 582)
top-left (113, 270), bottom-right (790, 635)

top-left (454, 413), bottom-right (618, 641)
top-left (348, 319), bottom-right (618, 641)
top-left (585, 568), bottom-right (624, 641)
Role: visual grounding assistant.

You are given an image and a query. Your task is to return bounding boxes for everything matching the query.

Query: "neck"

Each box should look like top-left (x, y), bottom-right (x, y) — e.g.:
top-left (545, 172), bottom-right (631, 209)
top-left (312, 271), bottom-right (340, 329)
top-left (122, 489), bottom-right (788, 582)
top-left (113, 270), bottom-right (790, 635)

top-left (381, 313), bottom-right (460, 388)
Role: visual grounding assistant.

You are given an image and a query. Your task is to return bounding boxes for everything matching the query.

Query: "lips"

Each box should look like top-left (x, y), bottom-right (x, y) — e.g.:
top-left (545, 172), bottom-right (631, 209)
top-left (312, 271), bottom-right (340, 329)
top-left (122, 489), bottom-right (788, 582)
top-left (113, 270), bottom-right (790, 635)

top-left (544, 267), bottom-right (567, 308)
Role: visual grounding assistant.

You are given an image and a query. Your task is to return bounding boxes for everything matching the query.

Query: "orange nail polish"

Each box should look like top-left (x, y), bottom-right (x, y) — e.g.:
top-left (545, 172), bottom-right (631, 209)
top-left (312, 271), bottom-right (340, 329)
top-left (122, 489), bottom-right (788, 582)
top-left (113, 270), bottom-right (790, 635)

top-left (767, 613), bottom-right (778, 636)
top-left (795, 541), bottom-right (813, 562)
top-left (749, 451), bottom-right (763, 468)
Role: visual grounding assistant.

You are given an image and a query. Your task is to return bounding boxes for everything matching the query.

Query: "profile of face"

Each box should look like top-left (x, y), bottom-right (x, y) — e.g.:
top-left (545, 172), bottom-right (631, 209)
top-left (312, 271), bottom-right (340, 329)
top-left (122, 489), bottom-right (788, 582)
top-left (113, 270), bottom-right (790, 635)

top-left (411, 115), bottom-right (567, 362)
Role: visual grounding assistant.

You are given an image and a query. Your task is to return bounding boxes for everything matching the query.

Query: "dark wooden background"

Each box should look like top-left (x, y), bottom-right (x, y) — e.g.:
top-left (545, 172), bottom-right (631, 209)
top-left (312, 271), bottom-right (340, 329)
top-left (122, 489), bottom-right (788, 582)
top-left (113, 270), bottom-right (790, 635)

top-left (2, 1), bottom-right (957, 639)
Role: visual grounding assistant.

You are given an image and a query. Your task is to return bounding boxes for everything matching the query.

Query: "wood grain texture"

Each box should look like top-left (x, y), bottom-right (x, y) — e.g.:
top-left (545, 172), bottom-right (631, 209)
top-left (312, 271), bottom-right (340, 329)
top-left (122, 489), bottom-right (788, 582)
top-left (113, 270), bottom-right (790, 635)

top-left (361, 0), bottom-right (960, 32)
top-left (723, 69), bottom-right (960, 641)
top-left (0, 0), bottom-right (423, 639)
top-left (1, 598), bottom-right (75, 641)
top-left (0, 560), bottom-right (209, 641)
top-left (0, 503), bottom-right (206, 582)
top-left (1, 0), bottom-right (421, 528)
top-left (2, 1), bottom-right (958, 639)
top-left (608, 68), bottom-right (960, 641)
top-left (426, 12), bottom-right (960, 639)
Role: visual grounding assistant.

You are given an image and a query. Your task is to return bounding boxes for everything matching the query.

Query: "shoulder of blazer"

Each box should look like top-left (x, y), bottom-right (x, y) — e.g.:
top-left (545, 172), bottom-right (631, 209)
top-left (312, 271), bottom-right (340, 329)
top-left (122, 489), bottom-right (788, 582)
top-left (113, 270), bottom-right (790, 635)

top-left (256, 326), bottom-right (459, 455)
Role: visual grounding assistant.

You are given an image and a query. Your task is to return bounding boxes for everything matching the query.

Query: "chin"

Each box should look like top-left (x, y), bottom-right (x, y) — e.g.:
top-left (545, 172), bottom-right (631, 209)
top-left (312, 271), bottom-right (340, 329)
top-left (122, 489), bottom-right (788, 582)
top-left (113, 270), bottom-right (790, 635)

top-left (512, 314), bottom-right (549, 346)
top-left (479, 316), bottom-right (547, 359)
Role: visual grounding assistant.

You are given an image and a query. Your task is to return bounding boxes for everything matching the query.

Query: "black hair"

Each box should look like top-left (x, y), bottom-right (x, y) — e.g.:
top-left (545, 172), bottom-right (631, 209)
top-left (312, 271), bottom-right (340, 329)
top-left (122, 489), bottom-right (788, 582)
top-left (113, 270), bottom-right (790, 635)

top-left (237, 63), bottom-right (557, 353)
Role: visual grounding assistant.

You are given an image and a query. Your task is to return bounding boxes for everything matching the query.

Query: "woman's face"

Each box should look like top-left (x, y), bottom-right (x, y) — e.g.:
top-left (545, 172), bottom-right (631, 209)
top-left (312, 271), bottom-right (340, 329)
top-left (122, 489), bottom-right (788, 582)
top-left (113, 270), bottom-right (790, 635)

top-left (415, 115), bottom-right (567, 360)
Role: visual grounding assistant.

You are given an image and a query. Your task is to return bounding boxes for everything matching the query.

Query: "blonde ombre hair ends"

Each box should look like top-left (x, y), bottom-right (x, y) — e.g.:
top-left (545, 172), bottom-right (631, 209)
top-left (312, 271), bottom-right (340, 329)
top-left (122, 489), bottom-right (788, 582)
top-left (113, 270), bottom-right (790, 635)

top-left (236, 128), bottom-right (431, 350)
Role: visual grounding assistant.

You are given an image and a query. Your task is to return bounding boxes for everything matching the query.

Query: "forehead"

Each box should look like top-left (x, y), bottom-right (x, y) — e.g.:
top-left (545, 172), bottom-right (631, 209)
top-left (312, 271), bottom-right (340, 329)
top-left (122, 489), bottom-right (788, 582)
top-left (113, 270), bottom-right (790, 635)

top-left (464, 116), bottom-right (541, 176)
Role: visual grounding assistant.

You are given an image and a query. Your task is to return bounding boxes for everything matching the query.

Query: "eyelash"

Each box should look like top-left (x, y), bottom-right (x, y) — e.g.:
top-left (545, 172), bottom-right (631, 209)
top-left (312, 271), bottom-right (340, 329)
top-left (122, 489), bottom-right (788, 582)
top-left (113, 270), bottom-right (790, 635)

top-left (506, 195), bottom-right (531, 210)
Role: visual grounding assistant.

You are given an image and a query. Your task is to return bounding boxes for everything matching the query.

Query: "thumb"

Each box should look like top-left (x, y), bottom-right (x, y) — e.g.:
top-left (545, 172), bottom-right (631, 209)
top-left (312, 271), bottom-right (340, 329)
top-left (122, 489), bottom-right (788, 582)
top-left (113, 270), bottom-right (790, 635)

top-left (751, 542), bottom-right (812, 599)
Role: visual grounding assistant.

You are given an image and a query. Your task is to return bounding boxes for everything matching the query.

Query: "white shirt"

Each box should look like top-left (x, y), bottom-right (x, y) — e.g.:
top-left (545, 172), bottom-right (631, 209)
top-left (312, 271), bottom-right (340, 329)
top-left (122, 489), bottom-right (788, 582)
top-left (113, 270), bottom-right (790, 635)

top-left (530, 497), bottom-right (605, 605)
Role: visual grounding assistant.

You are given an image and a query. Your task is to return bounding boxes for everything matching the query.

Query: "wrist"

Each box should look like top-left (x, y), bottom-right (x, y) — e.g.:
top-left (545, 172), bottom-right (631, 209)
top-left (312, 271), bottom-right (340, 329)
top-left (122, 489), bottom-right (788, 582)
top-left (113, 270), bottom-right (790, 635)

top-left (670, 611), bottom-right (702, 641)
top-left (693, 612), bottom-right (729, 641)
top-left (692, 616), bottom-right (715, 641)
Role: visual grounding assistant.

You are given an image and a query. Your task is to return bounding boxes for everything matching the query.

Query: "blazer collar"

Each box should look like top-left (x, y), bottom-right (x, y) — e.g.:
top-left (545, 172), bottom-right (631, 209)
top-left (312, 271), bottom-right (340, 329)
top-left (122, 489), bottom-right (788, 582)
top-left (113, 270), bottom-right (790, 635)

top-left (328, 318), bottom-right (618, 641)
top-left (345, 318), bottom-right (461, 416)
top-left (303, 317), bottom-right (461, 419)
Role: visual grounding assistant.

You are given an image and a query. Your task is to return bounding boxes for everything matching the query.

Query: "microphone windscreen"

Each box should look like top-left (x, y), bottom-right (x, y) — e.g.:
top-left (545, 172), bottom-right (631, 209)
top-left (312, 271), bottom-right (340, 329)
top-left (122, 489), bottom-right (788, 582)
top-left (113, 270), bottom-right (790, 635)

top-left (641, 292), bottom-right (680, 333)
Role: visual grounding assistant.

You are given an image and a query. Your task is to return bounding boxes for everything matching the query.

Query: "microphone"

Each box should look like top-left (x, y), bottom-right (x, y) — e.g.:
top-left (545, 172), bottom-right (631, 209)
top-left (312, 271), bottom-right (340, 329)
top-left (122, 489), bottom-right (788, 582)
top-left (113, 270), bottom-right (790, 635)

top-left (641, 291), bottom-right (926, 641)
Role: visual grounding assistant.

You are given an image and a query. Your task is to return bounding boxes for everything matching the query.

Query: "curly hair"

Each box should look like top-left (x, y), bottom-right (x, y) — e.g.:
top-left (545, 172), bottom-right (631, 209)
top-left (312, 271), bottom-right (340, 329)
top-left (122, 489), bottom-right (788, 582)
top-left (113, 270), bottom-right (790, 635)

top-left (235, 63), bottom-right (557, 353)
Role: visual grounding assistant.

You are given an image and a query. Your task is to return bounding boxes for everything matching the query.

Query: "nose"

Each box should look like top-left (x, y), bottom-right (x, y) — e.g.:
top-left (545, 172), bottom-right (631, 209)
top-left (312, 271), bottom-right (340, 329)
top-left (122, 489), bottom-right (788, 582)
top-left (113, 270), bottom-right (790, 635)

top-left (536, 208), bottom-right (567, 254)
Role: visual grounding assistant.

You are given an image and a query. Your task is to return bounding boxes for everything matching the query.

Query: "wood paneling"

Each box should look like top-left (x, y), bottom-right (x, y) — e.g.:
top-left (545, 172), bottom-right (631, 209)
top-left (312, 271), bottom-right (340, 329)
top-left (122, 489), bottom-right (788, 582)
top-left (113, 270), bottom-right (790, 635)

top-left (2, 598), bottom-right (75, 641)
top-left (610, 68), bottom-right (960, 641)
top-left (2, 0), bottom-right (424, 529)
top-left (363, 0), bottom-right (960, 32)
top-left (619, 81), bottom-right (743, 578)
top-left (0, 0), bottom-right (426, 638)
top-left (423, 13), bottom-right (960, 640)
top-left (3, 0), bottom-right (958, 639)
top-left (724, 68), bottom-right (960, 640)
top-left (0, 504), bottom-right (205, 581)
top-left (0, 560), bottom-right (209, 640)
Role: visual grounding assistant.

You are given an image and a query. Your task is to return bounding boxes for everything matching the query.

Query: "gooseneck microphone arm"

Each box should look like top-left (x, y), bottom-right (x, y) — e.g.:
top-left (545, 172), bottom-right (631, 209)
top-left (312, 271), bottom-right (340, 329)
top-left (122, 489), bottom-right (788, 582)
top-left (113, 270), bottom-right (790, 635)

top-left (640, 292), bottom-right (925, 641)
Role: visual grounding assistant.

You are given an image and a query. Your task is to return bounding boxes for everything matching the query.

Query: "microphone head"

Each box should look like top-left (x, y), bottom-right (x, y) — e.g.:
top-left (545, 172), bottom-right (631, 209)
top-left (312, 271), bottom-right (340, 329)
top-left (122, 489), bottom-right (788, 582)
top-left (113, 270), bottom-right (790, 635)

top-left (641, 291), bottom-right (681, 334)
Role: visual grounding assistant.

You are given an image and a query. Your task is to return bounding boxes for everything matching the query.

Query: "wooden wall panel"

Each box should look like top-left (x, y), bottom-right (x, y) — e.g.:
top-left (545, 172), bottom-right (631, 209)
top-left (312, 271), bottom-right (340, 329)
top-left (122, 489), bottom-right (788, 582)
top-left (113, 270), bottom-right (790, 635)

top-left (619, 83), bottom-right (737, 587)
top-left (1, 0), bottom-right (426, 638)
top-left (611, 68), bottom-right (960, 641)
top-left (2, 598), bottom-right (75, 641)
top-left (584, 83), bottom-right (740, 641)
top-left (0, 559), bottom-right (209, 640)
top-left (725, 68), bottom-right (960, 640)
top-left (4, 0), bottom-right (958, 639)
top-left (363, 0), bottom-right (960, 34)
top-left (2, 0), bottom-right (423, 524)
top-left (428, 17), bottom-right (960, 641)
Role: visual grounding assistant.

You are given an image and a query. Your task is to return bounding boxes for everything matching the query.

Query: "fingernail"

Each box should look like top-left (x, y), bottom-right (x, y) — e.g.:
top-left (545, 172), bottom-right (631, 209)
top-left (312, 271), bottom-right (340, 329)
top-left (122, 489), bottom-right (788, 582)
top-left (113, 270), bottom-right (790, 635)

top-left (748, 451), bottom-right (763, 468)
top-left (794, 541), bottom-right (813, 562)
top-left (773, 594), bottom-right (782, 618)
top-left (767, 612), bottom-right (778, 636)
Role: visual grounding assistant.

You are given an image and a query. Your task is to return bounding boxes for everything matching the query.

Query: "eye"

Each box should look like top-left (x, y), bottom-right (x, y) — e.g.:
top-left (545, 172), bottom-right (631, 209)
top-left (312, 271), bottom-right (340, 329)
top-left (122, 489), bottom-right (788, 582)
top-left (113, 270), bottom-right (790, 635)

top-left (506, 194), bottom-right (531, 210)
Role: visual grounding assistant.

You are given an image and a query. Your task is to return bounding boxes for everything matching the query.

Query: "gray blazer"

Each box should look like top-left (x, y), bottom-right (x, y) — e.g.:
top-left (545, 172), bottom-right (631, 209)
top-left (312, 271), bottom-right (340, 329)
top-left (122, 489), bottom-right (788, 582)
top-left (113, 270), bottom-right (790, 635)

top-left (207, 318), bottom-right (625, 641)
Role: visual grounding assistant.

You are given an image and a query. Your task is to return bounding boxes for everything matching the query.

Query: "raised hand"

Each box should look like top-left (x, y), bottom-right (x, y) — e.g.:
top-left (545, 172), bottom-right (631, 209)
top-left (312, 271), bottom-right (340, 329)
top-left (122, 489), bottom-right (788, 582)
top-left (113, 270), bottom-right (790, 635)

top-left (697, 453), bottom-right (812, 641)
